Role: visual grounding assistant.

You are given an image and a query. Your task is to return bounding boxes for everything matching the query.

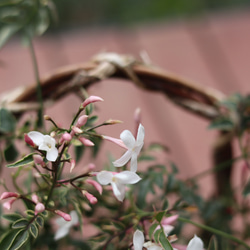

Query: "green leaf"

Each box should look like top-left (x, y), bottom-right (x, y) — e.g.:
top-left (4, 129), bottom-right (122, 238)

top-left (35, 216), bottom-right (44, 228)
top-left (159, 231), bottom-right (173, 250)
top-left (4, 142), bottom-right (18, 162)
top-left (0, 24), bottom-right (21, 49)
top-left (153, 228), bottom-right (161, 244)
top-left (162, 199), bottom-right (169, 210)
top-left (208, 117), bottom-right (234, 131)
top-left (155, 211), bottom-right (166, 223)
top-left (74, 144), bottom-right (85, 163)
top-left (138, 154), bottom-right (156, 162)
top-left (7, 153), bottom-right (35, 168)
top-left (2, 213), bottom-right (22, 222)
top-left (9, 229), bottom-right (29, 250)
top-left (12, 218), bottom-right (29, 229)
top-left (35, 8), bottom-right (49, 36)
top-left (0, 229), bottom-right (28, 250)
top-left (149, 223), bottom-right (158, 240)
top-left (242, 181), bottom-right (250, 197)
top-left (0, 108), bottom-right (16, 133)
top-left (25, 210), bottom-right (35, 217)
top-left (29, 223), bottom-right (38, 238)
top-left (148, 143), bottom-right (169, 152)
top-left (208, 235), bottom-right (218, 250)
top-left (110, 220), bottom-right (125, 230)
top-left (170, 162), bottom-right (179, 174)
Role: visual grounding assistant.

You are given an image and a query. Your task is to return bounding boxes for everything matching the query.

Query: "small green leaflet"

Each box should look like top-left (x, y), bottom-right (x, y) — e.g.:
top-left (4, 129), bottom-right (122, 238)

top-left (0, 108), bottom-right (16, 133)
top-left (7, 153), bottom-right (35, 168)
top-left (159, 231), bottom-right (173, 250)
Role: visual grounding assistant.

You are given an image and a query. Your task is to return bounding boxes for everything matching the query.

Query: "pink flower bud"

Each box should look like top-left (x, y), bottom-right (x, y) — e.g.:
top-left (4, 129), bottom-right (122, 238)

top-left (70, 159), bottom-right (76, 173)
top-left (31, 194), bottom-right (39, 204)
top-left (35, 203), bottom-right (45, 214)
top-left (134, 108), bottom-right (141, 124)
top-left (59, 132), bottom-right (72, 144)
top-left (0, 192), bottom-right (19, 200)
top-left (55, 210), bottom-right (72, 221)
top-left (134, 108), bottom-right (141, 136)
top-left (79, 137), bottom-right (94, 146)
top-left (161, 215), bottom-right (179, 226)
top-left (3, 198), bottom-right (16, 210)
top-left (86, 179), bottom-right (103, 195)
top-left (101, 135), bottom-right (127, 149)
top-left (82, 96), bottom-right (104, 108)
top-left (82, 191), bottom-right (98, 204)
top-left (24, 134), bottom-right (35, 147)
top-left (33, 155), bottom-right (45, 167)
top-left (104, 119), bottom-right (123, 125)
top-left (88, 163), bottom-right (96, 171)
top-left (72, 126), bottom-right (83, 134)
top-left (76, 115), bottom-right (88, 127)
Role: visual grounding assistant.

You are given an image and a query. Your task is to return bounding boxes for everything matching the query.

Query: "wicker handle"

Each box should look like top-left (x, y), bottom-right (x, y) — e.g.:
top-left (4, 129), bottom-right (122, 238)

top-left (1, 52), bottom-right (225, 120)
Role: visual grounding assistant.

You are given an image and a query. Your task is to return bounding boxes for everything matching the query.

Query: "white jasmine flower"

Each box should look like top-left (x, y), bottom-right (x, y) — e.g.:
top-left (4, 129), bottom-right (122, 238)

top-left (113, 124), bottom-right (145, 172)
top-left (54, 210), bottom-right (79, 241)
top-left (28, 131), bottom-right (58, 162)
top-left (187, 235), bottom-right (204, 250)
top-left (133, 229), bottom-right (163, 250)
top-left (96, 171), bottom-right (141, 202)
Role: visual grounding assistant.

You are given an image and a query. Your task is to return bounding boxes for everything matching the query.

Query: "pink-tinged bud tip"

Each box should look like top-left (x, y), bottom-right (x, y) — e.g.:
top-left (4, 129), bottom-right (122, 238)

top-left (33, 155), bottom-right (45, 167)
top-left (0, 192), bottom-right (19, 200)
top-left (31, 194), bottom-right (39, 204)
top-left (162, 214), bottom-right (179, 226)
top-left (35, 203), bottom-right (45, 214)
top-left (82, 96), bottom-right (104, 108)
top-left (86, 179), bottom-right (103, 195)
top-left (55, 210), bottom-right (72, 221)
top-left (76, 115), bottom-right (88, 127)
top-left (83, 191), bottom-right (98, 204)
top-left (88, 163), bottom-right (96, 171)
top-left (3, 198), bottom-right (16, 210)
top-left (24, 134), bottom-right (35, 147)
top-left (70, 159), bottom-right (76, 173)
top-left (60, 132), bottom-right (72, 144)
top-left (134, 108), bottom-right (141, 123)
top-left (72, 126), bottom-right (83, 134)
top-left (79, 137), bottom-right (94, 146)
top-left (102, 135), bottom-right (127, 149)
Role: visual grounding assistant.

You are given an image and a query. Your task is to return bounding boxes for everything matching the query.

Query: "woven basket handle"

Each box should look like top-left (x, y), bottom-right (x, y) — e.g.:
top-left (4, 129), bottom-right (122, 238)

top-left (1, 52), bottom-right (225, 120)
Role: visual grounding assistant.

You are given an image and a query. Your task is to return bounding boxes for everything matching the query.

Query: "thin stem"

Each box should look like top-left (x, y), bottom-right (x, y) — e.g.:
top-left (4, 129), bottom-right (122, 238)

top-left (29, 37), bottom-right (44, 129)
top-left (178, 217), bottom-right (250, 249)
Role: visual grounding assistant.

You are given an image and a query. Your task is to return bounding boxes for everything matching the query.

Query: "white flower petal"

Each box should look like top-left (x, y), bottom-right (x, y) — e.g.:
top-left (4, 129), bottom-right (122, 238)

top-left (96, 171), bottom-right (113, 185)
top-left (46, 147), bottom-right (58, 162)
top-left (130, 152), bottom-right (138, 172)
top-left (116, 171), bottom-right (141, 184)
top-left (113, 150), bottom-right (132, 167)
top-left (54, 225), bottom-right (70, 240)
top-left (28, 131), bottom-right (44, 146)
top-left (147, 245), bottom-right (163, 250)
top-left (43, 135), bottom-right (56, 147)
top-left (120, 130), bottom-right (135, 149)
top-left (133, 230), bottom-right (144, 250)
top-left (111, 182), bottom-right (125, 202)
top-left (187, 235), bottom-right (204, 250)
top-left (70, 210), bottom-right (79, 225)
top-left (143, 241), bottom-right (163, 250)
top-left (134, 142), bottom-right (144, 155)
top-left (136, 124), bottom-right (145, 144)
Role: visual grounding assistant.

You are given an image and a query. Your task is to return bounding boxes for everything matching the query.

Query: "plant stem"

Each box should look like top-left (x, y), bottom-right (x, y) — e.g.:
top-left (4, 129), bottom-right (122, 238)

top-left (29, 37), bottom-right (44, 129)
top-left (178, 217), bottom-right (250, 249)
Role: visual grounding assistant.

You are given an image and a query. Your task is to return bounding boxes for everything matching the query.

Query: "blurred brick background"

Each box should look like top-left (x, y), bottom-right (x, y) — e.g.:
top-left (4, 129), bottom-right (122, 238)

top-left (1, 9), bottom-right (250, 201)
